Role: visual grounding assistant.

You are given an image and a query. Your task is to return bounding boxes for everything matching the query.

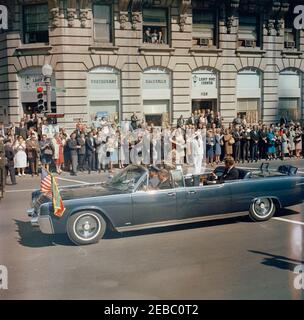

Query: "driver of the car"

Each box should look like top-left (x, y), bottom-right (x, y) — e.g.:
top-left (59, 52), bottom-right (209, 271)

top-left (157, 169), bottom-right (172, 190)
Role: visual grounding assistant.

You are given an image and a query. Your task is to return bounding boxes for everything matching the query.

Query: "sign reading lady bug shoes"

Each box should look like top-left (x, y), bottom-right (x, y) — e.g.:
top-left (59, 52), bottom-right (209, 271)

top-left (0, 5), bottom-right (8, 30)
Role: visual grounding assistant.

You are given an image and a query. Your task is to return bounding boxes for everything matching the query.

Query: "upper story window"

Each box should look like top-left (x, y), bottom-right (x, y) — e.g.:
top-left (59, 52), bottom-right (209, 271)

top-left (93, 2), bottom-right (112, 43)
top-left (143, 8), bottom-right (168, 45)
top-left (238, 14), bottom-right (260, 48)
top-left (23, 4), bottom-right (49, 44)
top-left (284, 13), bottom-right (299, 50)
top-left (192, 9), bottom-right (217, 47)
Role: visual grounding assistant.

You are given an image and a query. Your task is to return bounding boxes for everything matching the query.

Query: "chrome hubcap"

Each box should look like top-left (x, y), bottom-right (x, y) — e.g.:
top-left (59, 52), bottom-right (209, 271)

top-left (75, 215), bottom-right (99, 239)
top-left (254, 198), bottom-right (272, 217)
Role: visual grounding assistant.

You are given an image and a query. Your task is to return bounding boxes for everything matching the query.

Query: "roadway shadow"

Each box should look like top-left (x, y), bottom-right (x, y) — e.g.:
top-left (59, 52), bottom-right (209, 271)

top-left (14, 220), bottom-right (73, 247)
top-left (276, 207), bottom-right (302, 217)
top-left (248, 250), bottom-right (304, 272)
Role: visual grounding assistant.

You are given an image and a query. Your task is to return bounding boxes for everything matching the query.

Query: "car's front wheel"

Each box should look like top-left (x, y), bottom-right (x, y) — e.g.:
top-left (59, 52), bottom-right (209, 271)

top-left (67, 211), bottom-right (107, 245)
top-left (249, 197), bottom-right (276, 222)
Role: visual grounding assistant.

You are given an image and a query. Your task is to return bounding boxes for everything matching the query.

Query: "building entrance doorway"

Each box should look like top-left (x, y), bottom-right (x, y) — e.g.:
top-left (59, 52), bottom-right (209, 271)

top-left (192, 99), bottom-right (217, 113)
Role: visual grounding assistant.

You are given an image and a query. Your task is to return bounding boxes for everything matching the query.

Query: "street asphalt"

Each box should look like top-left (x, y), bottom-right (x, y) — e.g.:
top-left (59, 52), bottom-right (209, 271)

top-left (0, 159), bottom-right (303, 300)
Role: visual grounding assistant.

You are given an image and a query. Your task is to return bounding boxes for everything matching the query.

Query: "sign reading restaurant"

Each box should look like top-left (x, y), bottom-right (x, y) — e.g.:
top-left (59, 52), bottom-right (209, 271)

top-left (0, 5), bottom-right (8, 30)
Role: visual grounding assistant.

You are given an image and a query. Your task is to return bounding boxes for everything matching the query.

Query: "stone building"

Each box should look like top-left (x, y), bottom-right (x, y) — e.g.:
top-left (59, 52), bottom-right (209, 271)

top-left (0, 0), bottom-right (304, 129)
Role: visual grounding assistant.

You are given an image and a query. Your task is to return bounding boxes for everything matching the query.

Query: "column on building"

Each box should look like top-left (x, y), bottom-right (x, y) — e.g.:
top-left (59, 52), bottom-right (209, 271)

top-left (142, 67), bottom-right (171, 127)
top-left (236, 68), bottom-right (261, 124)
top-left (88, 67), bottom-right (121, 124)
top-left (278, 68), bottom-right (302, 122)
top-left (191, 67), bottom-right (218, 114)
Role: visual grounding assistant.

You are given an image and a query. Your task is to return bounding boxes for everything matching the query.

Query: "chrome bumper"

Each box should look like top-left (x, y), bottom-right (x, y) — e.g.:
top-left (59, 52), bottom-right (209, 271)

top-left (38, 216), bottom-right (54, 234)
top-left (27, 208), bottom-right (35, 217)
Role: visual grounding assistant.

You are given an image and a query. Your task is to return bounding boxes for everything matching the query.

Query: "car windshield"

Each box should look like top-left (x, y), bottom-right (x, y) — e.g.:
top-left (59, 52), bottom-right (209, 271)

top-left (106, 165), bottom-right (146, 191)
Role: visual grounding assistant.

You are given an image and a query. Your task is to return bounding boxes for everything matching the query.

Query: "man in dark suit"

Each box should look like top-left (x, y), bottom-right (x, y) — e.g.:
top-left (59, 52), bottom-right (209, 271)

top-left (4, 140), bottom-right (16, 185)
top-left (250, 125), bottom-right (259, 162)
top-left (210, 157), bottom-right (239, 183)
top-left (68, 132), bottom-right (80, 176)
top-left (85, 131), bottom-right (96, 174)
top-left (157, 169), bottom-right (172, 189)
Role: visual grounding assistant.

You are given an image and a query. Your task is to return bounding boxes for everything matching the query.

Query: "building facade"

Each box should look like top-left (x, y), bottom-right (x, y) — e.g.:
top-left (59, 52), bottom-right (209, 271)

top-left (0, 0), bottom-right (304, 129)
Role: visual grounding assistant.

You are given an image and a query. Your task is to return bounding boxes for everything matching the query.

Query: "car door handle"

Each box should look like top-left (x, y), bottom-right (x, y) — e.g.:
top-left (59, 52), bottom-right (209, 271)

top-left (188, 191), bottom-right (197, 195)
top-left (167, 192), bottom-right (176, 197)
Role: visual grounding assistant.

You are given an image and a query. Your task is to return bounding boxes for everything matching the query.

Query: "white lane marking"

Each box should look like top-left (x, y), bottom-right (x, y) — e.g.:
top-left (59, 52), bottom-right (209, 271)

top-left (57, 177), bottom-right (91, 185)
top-left (6, 189), bottom-right (36, 193)
top-left (272, 217), bottom-right (304, 226)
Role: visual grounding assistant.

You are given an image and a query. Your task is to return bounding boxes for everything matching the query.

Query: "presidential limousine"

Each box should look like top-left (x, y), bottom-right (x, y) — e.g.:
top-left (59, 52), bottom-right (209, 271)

top-left (27, 164), bottom-right (304, 245)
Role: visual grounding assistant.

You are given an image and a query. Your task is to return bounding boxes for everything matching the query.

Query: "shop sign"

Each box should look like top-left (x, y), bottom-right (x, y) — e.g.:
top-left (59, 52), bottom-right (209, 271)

top-left (192, 70), bottom-right (217, 99)
top-left (90, 73), bottom-right (119, 90)
top-left (143, 73), bottom-right (170, 90)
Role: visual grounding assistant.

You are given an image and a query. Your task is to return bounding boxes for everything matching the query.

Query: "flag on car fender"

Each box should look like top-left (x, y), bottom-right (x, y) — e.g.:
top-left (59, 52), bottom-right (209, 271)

top-left (51, 174), bottom-right (65, 218)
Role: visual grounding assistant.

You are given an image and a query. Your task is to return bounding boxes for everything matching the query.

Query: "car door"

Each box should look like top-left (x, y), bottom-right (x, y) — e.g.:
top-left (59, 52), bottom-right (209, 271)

top-left (131, 175), bottom-right (180, 226)
top-left (179, 182), bottom-right (232, 219)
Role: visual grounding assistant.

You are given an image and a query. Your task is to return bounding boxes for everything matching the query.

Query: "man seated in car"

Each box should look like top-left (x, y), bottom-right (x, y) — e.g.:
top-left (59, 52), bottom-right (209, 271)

top-left (157, 169), bottom-right (172, 189)
top-left (210, 157), bottom-right (239, 183)
top-left (148, 166), bottom-right (160, 189)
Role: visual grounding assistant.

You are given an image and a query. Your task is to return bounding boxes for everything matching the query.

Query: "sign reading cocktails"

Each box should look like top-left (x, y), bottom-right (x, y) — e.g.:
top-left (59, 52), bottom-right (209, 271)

top-left (0, 5), bottom-right (8, 30)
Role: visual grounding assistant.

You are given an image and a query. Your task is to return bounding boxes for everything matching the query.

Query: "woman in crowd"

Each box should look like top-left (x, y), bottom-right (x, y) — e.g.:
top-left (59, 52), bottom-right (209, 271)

top-left (206, 130), bottom-right (215, 167)
top-left (26, 133), bottom-right (40, 176)
top-left (174, 128), bottom-right (186, 165)
top-left (105, 134), bottom-right (117, 173)
top-left (288, 126), bottom-right (296, 158)
top-left (274, 129), bottom-right (282, 160)
top-left (13, 135), bottom-right (27, 176)
top-left (39, 134), bottom-right (54, 172)
top-left (267, 128), bottom-right (276, 160)
top-left (281, 129), bottom-right (289, 160)
top-left (52, 133), bottom-right (64, 174)
top-left (223, 128), bottom-right (233, 158)
top-left (294, 127), bottom-right (302, 159)
top-left (214, 128), bottom-right (223, 165)
top-left (95, 130), bottom-right (106, 173)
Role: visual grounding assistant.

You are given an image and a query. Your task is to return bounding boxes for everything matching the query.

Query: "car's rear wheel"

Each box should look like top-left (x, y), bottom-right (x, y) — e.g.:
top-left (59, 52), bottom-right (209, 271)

top-left (249, 197), bottom-right (276, 222)
top-left (67, 211), bottom-right (106, 245)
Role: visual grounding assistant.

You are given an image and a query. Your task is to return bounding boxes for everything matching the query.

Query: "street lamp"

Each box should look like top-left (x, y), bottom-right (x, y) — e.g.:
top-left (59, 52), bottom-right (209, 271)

top-left (42, 64), bottom-right (53, 113)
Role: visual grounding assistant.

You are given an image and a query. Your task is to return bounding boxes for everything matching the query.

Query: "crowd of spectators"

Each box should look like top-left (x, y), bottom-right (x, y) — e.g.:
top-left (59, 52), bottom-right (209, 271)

top-left (0, 109), bottom-right (303, 185)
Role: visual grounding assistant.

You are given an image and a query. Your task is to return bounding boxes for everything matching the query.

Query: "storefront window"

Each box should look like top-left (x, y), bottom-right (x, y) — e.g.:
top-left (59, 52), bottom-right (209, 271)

top-left (93, 3), bottom-right (112, 43)
top-left (238, 14), bottom-right (260, 48)
top-left (143, 8), bottom-right (168, 45)
top-left (278, 98), bottom-right (299, 122)
top-left (278, 69), bottom-right (301, 122)
top-left (88, 67), bottom-right (120, 124)
top-left (237, 68), bottom-right (261, 124)
top-left (192, 10), bottom-right (216, 47)
top-left (23, 4), bottom-right (49, 44)
top-left (142, 68), bottom-right (171, 126)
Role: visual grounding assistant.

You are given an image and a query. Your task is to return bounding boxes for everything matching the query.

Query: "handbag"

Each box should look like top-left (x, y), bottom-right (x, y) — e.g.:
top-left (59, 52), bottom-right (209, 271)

top-left (44, 148), bottom-right (53, 156)
top-left (106, 151), bottom-right (111, 157)
top-left (228, 137), bottom-right (235, 145)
